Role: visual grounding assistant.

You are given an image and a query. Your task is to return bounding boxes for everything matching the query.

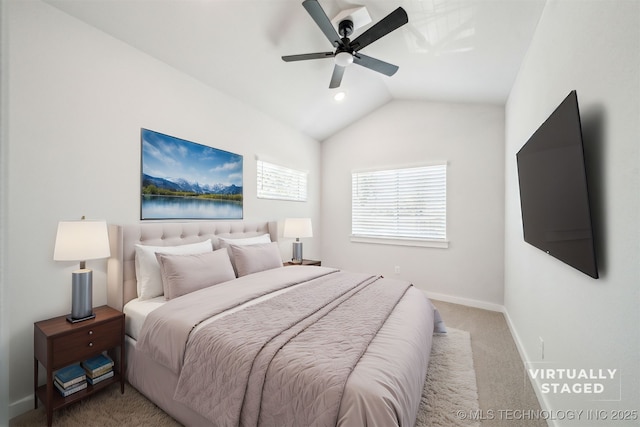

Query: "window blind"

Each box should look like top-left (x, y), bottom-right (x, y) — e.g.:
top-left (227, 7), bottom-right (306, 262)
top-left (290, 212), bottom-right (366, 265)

top-left (351, 164), bottom-right (447, 242)
top-left (257, 160), bottom-right (308, 202)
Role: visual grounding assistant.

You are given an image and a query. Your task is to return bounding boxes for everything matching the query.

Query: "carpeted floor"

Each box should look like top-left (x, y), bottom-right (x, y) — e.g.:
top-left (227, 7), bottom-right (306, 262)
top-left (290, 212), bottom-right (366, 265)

top-left (11, 328), bottom-right (478, 427)
top-left (432, 300), bottom-right (547, 427)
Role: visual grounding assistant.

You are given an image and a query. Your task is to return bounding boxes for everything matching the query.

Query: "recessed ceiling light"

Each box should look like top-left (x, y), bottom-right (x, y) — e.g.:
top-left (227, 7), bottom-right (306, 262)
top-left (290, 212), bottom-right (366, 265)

top-left (334, 91), bottom-right (346, 102)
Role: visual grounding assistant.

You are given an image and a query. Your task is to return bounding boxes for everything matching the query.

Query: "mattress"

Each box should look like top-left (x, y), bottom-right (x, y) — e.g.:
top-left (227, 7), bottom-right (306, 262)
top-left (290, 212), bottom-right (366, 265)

top-left (123, 296), bottom-right (165, 339)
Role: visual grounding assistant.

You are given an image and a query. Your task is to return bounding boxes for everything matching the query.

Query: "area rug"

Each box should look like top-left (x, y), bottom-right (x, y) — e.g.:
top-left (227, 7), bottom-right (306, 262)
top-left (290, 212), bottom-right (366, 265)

top-left (11, 328), bottom-right (479, 427)
top-left (417, 328), bottom-right (480, 427)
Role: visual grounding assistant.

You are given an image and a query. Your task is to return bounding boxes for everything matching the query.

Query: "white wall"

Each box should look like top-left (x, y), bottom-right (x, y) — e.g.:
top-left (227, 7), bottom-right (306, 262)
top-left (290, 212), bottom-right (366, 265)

top-left (0, 0), bottom-right (11, 424)
top-left (504, 0), bottom-right (640, 424)
top-left (321, 100), bottom-right (505, 308)
top-left (2, 0), bottom-right (320, 419)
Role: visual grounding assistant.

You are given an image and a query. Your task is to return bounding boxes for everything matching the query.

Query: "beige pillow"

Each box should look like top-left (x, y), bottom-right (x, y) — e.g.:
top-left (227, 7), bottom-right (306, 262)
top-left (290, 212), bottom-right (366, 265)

top-left (155, 248), bottom-right (235, 300)
top-left (230, 242), bottom-right (283, 277)
top-left (218, 234), bottom-right (272, 275)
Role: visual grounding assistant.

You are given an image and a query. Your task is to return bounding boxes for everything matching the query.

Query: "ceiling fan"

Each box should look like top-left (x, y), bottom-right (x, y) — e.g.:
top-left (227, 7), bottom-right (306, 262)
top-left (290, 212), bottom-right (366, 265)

top-left (282, 0), bottom-right (408, 89)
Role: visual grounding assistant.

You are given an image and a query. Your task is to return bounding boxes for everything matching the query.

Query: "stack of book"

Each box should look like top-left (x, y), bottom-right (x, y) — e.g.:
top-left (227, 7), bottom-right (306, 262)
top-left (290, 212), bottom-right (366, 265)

top-left (82, 353), bottom-right (114, 385)
top-left (54, 364), bottom-right (87, 397)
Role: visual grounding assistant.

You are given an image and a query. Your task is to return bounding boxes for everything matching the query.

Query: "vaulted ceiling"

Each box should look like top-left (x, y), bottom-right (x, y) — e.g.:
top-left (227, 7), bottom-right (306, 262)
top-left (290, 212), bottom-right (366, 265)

top-left (45, 0), bottom-right (546, 141)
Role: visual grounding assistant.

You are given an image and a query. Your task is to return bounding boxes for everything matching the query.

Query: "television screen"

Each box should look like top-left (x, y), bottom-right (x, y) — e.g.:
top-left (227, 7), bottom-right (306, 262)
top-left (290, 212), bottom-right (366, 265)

top-left (516, 91), bottom-right (598, 278)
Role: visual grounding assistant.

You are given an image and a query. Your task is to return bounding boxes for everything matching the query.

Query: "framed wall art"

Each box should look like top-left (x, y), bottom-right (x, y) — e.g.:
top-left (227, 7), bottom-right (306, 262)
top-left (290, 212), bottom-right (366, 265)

top-left (141, 128), bottom-right (243, 220)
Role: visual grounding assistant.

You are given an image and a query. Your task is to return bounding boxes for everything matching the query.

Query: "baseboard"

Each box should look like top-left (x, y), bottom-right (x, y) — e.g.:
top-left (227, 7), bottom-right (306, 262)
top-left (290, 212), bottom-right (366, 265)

top-left (8, 393), bottom-right (33, 421)
top-left (423, 290), bottom-right (504, 313)
top-left (502, 307), bottom-right (556, 427)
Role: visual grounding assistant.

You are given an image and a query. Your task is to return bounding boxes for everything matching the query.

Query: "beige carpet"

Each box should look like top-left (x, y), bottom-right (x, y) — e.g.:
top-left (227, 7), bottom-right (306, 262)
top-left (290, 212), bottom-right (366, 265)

top-left (11, 328), bottom-right (478, 427)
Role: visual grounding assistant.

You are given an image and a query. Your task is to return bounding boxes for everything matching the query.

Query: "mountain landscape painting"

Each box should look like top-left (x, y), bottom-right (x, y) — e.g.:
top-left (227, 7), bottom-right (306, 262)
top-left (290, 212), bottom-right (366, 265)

top-left (141, 129), bottom-right (243, 219)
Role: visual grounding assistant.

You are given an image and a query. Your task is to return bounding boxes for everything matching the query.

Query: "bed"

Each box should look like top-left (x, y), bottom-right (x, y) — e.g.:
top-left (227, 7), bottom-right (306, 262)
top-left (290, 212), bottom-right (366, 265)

top-left (106, 221), bottom-right (444, 427)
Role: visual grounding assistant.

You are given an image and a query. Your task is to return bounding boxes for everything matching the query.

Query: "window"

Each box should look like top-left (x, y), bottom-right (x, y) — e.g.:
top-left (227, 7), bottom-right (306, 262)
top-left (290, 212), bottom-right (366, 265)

top-left (351, 163), bottom-right (447, 248)
top-left (257, 160), bottom-right (308, 202)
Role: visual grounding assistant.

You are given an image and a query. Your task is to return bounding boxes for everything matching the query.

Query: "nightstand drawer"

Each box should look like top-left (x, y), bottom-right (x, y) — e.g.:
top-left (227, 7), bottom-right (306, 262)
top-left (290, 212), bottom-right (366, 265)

top-left (52, 320), bottom-right (121, 367)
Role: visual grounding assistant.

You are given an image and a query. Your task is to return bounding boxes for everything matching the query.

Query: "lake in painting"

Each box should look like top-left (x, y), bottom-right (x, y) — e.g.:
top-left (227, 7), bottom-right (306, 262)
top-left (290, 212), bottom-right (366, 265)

top-left (141, 196), bottom-right (242, 220)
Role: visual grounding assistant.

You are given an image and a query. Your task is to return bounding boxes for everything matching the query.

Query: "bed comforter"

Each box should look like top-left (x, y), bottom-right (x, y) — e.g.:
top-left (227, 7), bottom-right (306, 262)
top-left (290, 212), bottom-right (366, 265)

top-left (137, 266), bottom-right (438, 427)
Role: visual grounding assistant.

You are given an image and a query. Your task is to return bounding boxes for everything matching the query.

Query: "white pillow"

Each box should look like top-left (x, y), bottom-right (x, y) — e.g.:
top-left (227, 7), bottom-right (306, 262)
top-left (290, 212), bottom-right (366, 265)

top-left (135, 239), bottom-right (212, 300)
top-left (155, 249), bottom-right (235, 300)
top-left (217, 233), bottom-right (271, 247)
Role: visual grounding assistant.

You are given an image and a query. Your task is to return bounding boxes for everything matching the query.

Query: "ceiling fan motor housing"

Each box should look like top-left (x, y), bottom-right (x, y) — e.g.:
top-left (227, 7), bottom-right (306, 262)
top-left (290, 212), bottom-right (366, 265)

top-left (338, 19), bottom-right (354, 38)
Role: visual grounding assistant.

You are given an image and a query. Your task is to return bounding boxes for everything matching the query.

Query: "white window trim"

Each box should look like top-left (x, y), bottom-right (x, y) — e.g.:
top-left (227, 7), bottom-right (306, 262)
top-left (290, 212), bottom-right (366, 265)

top-left (351, 162), bottom-right (448, 249)
top-left (349, 235), bottom-right (449, 248)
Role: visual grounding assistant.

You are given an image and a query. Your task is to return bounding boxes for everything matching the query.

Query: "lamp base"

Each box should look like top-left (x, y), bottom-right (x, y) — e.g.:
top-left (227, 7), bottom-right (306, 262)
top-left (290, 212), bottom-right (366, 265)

top-left (66, 313), bottom-right (96, 323)
top-left (68, 268), bottom-right (94, 323)
top-left (292, 241), bottom-right (303, 263)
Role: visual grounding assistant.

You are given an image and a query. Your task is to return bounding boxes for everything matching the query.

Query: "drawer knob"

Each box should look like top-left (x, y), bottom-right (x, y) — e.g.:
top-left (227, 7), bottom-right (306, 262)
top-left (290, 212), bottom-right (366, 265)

top-left (88, 342), bottom-right (93, 347)
top-left (88, 330), bottom-right (94, 335)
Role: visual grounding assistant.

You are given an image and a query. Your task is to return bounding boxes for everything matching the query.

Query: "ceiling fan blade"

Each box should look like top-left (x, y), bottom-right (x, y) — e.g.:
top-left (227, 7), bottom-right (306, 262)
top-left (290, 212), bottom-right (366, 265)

top-left (302, 0), bottom-right (341, 47)
top-left (282, 52), bottom-right (334, 62)
top-left (329, 65), bottom-right (345, 88)
top-left (349, 7), bottom-right (408, 52)
top-left (353, 53), bottom-right (399, 76)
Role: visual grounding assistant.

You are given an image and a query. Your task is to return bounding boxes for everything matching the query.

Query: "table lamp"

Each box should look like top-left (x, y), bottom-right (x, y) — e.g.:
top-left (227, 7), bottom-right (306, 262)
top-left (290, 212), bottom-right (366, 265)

top-left (53, 217), bottom-right (110, 323)
top-left (283, 218), bottom-right (313, 263)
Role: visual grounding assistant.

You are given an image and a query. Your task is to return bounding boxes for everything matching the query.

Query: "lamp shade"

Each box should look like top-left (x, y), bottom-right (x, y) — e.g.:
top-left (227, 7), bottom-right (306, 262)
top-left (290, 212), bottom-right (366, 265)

top-left (53, 220), bottom-right (111, 261)
top-left (283, 218), bottom-right (313, 238)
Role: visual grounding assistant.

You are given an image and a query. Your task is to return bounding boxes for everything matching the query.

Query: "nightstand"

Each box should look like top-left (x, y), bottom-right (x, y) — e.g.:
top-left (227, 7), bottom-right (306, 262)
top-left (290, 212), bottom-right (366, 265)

top-left (34, 305), bottom-right (125, 426)
top-left (283, 259), bottom-right (322, 266)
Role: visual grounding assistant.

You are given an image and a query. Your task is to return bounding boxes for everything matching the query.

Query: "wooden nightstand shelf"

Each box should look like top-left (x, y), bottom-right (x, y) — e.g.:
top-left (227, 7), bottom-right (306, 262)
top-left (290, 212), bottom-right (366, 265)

top-left (34, 305), bottom-right (125, 426)
top-left (283, 259), bottom-right (322, 266)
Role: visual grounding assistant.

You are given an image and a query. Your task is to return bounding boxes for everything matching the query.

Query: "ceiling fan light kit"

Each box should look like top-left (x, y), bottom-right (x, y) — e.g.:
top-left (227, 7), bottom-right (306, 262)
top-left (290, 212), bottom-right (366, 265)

top-left (334, 51), bottom-right (353, 67)
top-left (282, 0), bottom-right (408, 89)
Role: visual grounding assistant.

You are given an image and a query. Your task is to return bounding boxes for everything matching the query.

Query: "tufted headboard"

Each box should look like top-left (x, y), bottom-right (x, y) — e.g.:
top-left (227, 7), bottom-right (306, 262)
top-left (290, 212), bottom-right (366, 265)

top-left (106, 221), bottom-right (278, 310)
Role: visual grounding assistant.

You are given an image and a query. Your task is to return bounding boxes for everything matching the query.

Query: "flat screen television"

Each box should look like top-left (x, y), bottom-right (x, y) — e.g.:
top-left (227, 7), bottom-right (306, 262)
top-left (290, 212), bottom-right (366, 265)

top-left (516, 90), bottom-right (598, 278)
